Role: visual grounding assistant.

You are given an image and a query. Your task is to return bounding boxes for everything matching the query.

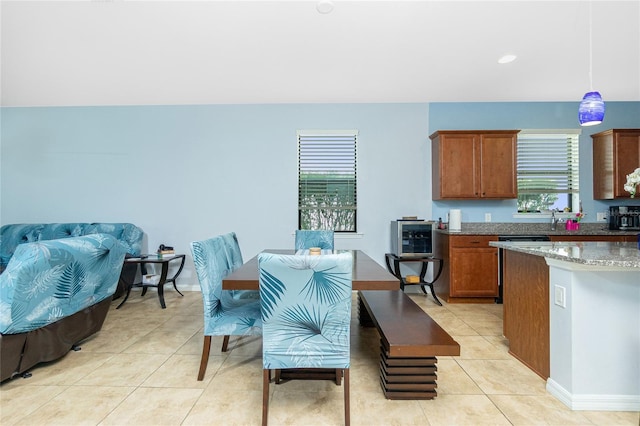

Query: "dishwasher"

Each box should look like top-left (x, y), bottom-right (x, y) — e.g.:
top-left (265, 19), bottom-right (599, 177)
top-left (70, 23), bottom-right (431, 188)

top-left (496, 234), bottom-right (550, 303)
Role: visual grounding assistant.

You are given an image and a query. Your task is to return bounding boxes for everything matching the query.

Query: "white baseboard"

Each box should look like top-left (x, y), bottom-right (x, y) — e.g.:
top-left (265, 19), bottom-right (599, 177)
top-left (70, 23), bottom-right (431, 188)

top-left (547, 378), bottom-right (640, 411)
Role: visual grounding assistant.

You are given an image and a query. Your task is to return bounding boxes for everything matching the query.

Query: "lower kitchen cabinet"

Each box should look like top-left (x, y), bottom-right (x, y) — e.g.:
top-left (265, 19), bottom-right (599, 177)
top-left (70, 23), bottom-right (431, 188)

top-left (434, 233), bottom-right (498, 302)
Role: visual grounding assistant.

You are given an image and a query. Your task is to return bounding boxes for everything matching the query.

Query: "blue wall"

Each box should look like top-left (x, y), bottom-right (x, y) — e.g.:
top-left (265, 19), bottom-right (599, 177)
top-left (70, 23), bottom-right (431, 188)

top-left (0, 103), bottom-right (432, 286)
top-left (429, 101), bottom-right (640, 223)
top-left (1, 101), bottom-right (639, 286)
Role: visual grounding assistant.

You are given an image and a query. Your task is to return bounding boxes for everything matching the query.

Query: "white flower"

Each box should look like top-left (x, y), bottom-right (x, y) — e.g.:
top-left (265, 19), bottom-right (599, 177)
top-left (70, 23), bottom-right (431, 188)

top-left (624, 167), bottom-right (640, 198)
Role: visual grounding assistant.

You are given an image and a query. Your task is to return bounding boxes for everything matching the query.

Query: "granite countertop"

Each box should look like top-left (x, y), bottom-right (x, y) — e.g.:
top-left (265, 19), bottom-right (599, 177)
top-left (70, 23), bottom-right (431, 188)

top-left (489, 241), bottom-right (640, 268)
top-left (434, 222), bottom-right (639, 237)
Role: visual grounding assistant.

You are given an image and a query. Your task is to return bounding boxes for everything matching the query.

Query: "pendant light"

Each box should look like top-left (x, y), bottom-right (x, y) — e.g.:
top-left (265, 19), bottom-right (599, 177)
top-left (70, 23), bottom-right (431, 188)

top-left (578, 1), bottom-right (605, 126)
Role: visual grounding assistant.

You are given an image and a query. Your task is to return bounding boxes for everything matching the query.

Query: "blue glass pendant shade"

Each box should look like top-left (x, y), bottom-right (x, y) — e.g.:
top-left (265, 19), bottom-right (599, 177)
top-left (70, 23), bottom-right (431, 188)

top-left (578, 91), bottom-right (605, 126)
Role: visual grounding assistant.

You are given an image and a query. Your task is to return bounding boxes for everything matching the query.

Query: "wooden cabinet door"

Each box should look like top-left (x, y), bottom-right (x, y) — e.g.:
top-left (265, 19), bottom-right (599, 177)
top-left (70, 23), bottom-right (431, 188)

top-left (592, 129), bottom-right (640, 199)
top-left (436, 133), bottom-right (478, 198)
top-left (479, 133), bottom-right (517, 198)
top-left (450, 247), bottom-right (498, 297)
top-left (614, 131), bottom-right (640, 198)
top-left (592, 131), bottom-right (614, 199)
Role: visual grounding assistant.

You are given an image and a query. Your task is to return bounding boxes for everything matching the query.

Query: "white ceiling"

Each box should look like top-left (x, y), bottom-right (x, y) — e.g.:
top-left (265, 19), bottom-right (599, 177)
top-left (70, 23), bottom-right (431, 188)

top-left (1, 0), bottom-right (639, 107)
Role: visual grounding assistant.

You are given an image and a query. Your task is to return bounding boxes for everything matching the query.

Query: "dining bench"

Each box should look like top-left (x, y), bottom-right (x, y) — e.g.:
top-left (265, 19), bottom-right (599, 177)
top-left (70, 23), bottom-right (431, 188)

top-left (358, 290), bottom-right (460, 399)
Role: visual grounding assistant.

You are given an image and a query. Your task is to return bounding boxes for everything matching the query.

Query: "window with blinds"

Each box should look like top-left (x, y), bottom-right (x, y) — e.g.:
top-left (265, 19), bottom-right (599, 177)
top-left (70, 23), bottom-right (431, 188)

top-left (298, 130), bottom-right (358, 232)
top-left (517, 130), bottom-right (581, 213)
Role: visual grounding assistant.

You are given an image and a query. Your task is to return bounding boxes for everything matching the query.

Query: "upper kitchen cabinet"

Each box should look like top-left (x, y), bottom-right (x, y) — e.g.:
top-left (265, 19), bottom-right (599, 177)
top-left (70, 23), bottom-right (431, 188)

top-left (430, 130), bottom-right (520, 199)
top-left (592, 129), bottom-right (640, 199)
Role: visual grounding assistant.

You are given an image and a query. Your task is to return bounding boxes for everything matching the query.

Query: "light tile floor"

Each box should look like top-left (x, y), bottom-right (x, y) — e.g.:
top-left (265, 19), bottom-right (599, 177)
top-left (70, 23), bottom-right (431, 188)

top-left (1, 290), bottom-right (638, 425)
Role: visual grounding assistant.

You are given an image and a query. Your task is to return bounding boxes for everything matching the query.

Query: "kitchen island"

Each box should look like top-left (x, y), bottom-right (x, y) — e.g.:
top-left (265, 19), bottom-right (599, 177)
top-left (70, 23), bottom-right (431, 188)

top-left (490, 240), bottom-right (640, 412)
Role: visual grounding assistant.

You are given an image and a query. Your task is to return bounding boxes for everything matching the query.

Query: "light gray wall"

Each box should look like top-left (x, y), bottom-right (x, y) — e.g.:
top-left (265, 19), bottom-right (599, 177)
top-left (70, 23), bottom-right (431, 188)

top-left (0, 103), bottom-right (432, 288)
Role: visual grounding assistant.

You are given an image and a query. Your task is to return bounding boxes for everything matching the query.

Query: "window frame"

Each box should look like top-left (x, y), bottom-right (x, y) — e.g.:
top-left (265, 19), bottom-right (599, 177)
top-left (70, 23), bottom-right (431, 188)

top-left (297, 130), bottom-right (358, 233)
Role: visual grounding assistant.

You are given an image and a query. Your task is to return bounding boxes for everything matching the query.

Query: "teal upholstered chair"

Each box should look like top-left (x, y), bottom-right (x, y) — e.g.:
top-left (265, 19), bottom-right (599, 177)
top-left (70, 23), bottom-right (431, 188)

top-left (219, 232), bottom-right (258, 301)
top-left (294, 230), bottom-right (335, 250)
top-left (191, 233), bottom-right (262, 381)
top-left (258, 251), bottom-right (352, 426)
top-left (220, 231), bottom-right (243, 269)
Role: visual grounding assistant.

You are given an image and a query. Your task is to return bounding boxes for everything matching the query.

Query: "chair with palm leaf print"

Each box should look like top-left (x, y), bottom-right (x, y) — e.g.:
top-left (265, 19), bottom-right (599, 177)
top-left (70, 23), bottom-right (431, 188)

top-left (258, 251), bottom-right (352, 426)
top-left (220, 231), bottom-right (243, 270)
top-left (191, 233), bottom-right (262, 381)
top-left (220, 232), bottom-right (259, 302)
top-left (294, 230), bottom-right (335, 250)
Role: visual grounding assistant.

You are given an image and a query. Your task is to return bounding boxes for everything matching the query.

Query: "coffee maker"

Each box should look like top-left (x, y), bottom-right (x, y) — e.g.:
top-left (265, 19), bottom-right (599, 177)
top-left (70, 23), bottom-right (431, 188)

top-left (608, 206), bottom-right (640, 230)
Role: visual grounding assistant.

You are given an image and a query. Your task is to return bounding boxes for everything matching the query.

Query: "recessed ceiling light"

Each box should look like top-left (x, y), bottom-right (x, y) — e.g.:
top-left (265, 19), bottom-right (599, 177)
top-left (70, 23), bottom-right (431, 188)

top-left (498, 54), bottom-right (517, 64)
top-left (317, 0), bottom-right (334, 14)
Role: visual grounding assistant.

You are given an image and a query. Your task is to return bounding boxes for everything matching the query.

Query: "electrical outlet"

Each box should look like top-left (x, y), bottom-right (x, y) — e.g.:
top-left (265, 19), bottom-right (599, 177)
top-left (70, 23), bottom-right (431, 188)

top-left (596, 212), bottom-right (607, 222)
top-left (554, 285), bottom-right (566, 308)
top-left (485, 213), bottom-right (492, 222)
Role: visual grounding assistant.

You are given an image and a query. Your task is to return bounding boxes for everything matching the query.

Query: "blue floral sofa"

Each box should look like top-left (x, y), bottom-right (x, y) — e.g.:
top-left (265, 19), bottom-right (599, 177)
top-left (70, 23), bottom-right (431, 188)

top-left (0, 223), bottom-right (144, 381)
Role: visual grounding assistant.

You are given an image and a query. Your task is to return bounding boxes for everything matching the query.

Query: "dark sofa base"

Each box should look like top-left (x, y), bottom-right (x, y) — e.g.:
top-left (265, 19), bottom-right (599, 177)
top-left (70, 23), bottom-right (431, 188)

top-left (114, 260), bottom-right (138, 300)
top-left (0, 297), bottom-right (112, 382)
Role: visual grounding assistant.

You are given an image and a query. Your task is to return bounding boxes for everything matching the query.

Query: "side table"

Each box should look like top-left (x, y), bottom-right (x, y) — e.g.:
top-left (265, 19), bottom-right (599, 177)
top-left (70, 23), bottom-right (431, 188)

top-left (117, 254), bottom-right (186, 309)
top-left (384, 253), bottom-right (444, 306)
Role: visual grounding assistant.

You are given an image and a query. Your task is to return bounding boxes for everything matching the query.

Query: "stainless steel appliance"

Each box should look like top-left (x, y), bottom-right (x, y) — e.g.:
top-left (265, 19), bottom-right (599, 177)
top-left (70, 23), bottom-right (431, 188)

top-left (608, 206), bottom-right (640, 231)
top-left (496, 235), bottom-right (550, 304)
top-left (390, 220), bottom-right (435, 258)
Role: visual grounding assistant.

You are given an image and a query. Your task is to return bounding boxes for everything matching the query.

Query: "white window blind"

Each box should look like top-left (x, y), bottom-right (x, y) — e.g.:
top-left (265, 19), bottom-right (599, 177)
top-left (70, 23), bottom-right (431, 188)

top-left (516, 130), bottom-right (581, 213)
top-left (298, 131), bottom-right (357, 232)
top-left (517, 131), bottom-right (580, 194)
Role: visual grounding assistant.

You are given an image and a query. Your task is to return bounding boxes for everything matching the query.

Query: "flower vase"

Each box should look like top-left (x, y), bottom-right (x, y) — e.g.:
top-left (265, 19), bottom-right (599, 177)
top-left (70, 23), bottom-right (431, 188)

top-left (565, 220), bottom-right (580, 231)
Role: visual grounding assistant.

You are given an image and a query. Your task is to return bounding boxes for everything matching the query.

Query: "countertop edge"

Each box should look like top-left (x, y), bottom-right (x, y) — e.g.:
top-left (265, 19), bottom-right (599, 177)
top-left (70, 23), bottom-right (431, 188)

top-left (490, 241), bottom-right (640, 269)
top-left (434, 222), bottom-right (639, 236)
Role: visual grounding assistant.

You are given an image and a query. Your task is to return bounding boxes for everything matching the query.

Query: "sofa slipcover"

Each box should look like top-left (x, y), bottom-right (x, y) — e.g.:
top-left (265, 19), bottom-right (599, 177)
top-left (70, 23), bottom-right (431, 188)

top-left (0, 222), bottom-right (142, 381)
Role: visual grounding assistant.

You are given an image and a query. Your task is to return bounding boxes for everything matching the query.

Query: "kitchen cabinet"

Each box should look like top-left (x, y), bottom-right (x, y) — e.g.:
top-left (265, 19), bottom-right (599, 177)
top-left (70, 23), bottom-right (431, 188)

top-left (433, 233), bottom-right (499, 302)
top-left (430, 130), bottom-right (519, 199)
top-left (592, 129), bottom-right (640, 199)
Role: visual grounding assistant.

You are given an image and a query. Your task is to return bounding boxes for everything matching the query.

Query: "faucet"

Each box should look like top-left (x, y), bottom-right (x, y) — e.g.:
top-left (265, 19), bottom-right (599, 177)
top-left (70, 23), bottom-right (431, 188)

top-left (550, 209), bottom-right (559, 231)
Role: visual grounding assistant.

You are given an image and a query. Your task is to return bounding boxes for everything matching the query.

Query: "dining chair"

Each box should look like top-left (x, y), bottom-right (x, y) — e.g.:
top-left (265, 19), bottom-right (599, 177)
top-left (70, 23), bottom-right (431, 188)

top-left (258, 251), bottom-right (352, 426)
top-left (220, 231), bottom-right (243, 269)
top-left (220, 232), bottom-right (259, 301)
top-left (191, 233), bottom-right (262, 381)
top-left (294, 229), bottom-right (335, 250)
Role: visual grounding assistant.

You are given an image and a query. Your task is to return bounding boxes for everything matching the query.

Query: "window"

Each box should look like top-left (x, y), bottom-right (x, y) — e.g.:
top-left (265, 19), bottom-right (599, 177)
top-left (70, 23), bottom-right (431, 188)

top-left (517, 130), bottom-right (580, 213)
top-left (298, 130), bottom-right (357, 232)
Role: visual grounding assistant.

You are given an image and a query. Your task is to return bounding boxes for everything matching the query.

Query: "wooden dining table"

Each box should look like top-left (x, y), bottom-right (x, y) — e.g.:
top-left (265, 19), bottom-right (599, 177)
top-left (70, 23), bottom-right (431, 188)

top-left (222, 249), bottom-right (399, 291)
top-left (222, 249), bottom-right (399, 384)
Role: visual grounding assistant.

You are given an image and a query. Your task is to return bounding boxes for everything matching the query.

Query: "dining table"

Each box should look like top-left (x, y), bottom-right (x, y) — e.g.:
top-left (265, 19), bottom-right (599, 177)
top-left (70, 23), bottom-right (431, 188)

top-left (223, 248), bottom-right (400, 325)
top-left (222, 249), bottom-right (399, 292)
top-left (222, 249), bottom-right (400, 384)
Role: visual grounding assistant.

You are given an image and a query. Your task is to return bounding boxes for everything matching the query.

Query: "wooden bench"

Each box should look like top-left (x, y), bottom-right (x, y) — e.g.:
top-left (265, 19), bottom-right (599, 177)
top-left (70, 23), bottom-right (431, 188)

top-left (358, 290), bottom-right (460, 400)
